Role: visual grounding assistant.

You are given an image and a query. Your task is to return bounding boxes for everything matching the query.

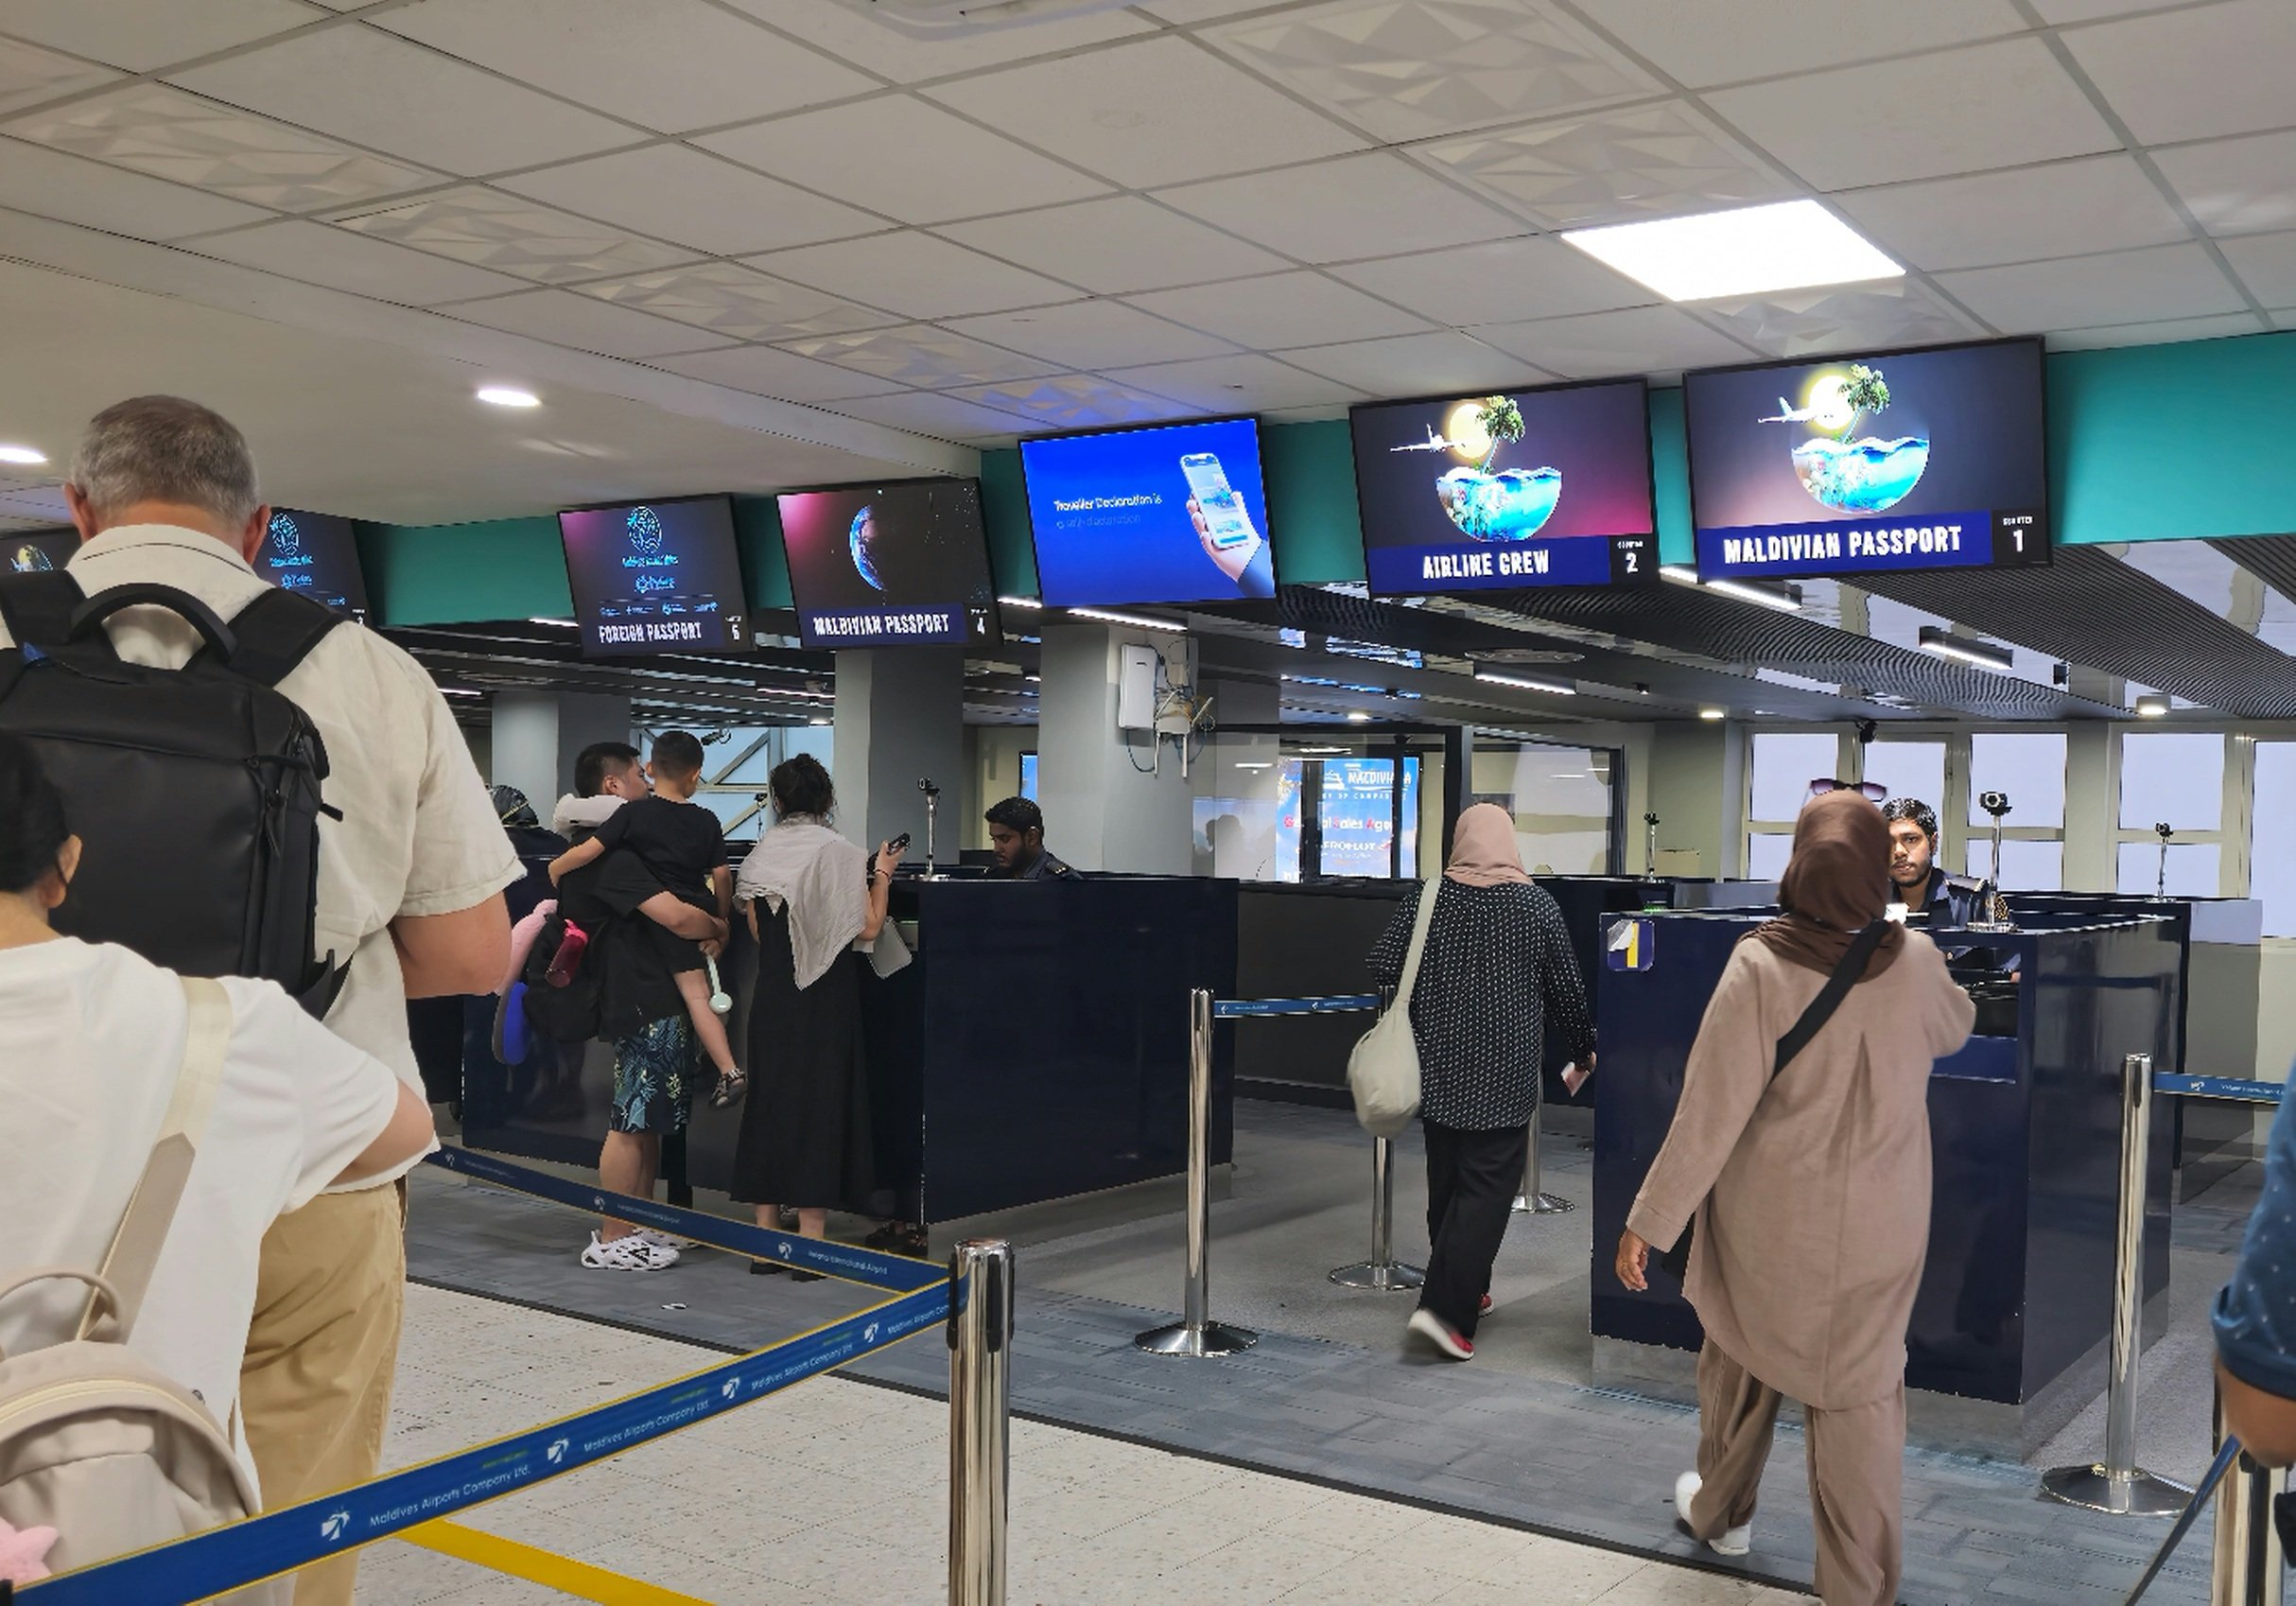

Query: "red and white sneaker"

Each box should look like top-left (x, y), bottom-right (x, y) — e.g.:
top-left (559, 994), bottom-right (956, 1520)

top-left (1408, 1308), bottom-right (1473, 1360)
top-left (1479, 1293), bottom-right (1494, 1317)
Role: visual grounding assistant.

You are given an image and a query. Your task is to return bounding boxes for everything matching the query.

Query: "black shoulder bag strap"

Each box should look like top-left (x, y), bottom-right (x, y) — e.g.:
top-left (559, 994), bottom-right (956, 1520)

top-left (0, 570), bottom-right (92, 652)
top-left (202, 587), bottom-right (344, 688)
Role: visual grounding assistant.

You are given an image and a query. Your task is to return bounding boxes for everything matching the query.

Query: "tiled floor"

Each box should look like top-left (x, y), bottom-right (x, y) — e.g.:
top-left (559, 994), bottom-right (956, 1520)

top-left (359, 1283), bottom-right (1812, 1606)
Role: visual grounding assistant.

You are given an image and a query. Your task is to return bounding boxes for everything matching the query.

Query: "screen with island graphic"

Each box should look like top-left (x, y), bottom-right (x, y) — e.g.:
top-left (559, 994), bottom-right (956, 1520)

top-left (776, 478), bottom-right (999, 650)
top-left (5, 528), bottom-right (78, 576)
top-left (1685, 338), bottom-right (2048, 582)
top-left (1351, 380), bottom-right (1657, 596)
top-left (257, 508), bottom-right (367, 621)
top-left (558, 495), bottom-right (751, 658)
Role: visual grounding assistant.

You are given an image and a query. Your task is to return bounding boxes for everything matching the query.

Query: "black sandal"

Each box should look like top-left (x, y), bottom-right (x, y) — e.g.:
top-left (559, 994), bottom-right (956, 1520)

top-left (710, 1068), bottom-right (747, 1109)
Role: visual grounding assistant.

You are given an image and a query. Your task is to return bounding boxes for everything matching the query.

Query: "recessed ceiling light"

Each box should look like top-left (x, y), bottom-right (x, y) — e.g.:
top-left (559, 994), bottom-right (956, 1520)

top-left (477, 386), bottom-right (540, 409)
top-left (1918, 625), bottom-right (2014, 672)
top-left (0, 445), bottom-right (47, 465)
top-left (1699, 707), bottom-right (1727, 721)
top-left (1473, 666), bottom-right (1577, 696)
top-left (527, 617), bottom-right (577, 628)
top-left (1702, 576), bottom-right (1803, 612)
top-left (2134, 694), bottom-right (2170, 719)
top-left (1561, 200), bottom-right (1902, 304)
top-left (809, 717), bottom-right (833, 725)
top-left (1659, 566), bottom-right (1701, 586)
top-left (1067, 605), bottom-right (1182, 633)
top-left (997, 595), bottom-right (1042, 610)
top-left (1347, 710), bottom-right (1372, 723)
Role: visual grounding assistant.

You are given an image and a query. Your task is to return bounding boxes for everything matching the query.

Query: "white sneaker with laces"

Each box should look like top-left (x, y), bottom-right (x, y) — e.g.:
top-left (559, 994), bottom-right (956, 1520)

top-left (1675, 1471), bottom-right (1750, 1556)
top-left (635, 1228), bottom-right (697, 1251)
top-left (582, 1231), bottom-right (679, 1270)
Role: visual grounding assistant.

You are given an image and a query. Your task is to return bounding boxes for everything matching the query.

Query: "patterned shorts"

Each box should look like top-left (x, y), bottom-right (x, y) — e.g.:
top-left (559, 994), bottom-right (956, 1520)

top-left (609, 1015), bottom-right (695, 1136)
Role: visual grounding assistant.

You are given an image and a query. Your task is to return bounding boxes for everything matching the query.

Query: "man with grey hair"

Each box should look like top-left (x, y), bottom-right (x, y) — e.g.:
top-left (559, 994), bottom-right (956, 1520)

top-left (0, 395), bottom-right (519, 1606)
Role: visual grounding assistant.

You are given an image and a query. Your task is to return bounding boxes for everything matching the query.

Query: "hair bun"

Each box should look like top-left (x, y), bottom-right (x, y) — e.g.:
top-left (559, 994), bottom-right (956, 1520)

top-left (0, 733), bottom-right (72, 895)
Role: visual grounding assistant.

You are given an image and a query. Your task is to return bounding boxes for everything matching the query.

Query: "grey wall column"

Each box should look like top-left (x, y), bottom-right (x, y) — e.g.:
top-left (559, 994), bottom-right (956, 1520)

top-left (834, 647), bottom-right (965, 854)
top-left (1037, 620), bottom-right (1197, 875)
top-left (489, 690), bottom-right (634, 810)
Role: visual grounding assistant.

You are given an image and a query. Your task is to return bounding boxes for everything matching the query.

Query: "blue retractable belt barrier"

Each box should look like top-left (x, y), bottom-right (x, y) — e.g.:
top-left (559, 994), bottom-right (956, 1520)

top-left (2153, 1074), bottom-right (2288, 1105)
top-left (1211, 993), bottom-right (1382, 1019)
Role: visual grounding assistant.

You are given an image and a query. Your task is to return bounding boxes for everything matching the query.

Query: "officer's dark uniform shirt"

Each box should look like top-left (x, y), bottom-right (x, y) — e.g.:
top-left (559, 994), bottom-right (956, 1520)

top-left (1009, 847), bottom-right (1077, 881)
top-left (1909, 865), bottom-right (1986, 928)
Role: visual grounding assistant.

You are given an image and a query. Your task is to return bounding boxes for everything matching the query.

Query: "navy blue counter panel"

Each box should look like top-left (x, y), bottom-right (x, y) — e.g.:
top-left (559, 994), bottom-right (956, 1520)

top-left (1591, 914), bottom-right (2178, 1405)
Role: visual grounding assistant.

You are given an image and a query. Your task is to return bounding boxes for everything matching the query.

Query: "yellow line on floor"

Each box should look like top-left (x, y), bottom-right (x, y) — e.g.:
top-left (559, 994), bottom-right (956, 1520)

top-left (402, 1519), bottom-right (718, 1605)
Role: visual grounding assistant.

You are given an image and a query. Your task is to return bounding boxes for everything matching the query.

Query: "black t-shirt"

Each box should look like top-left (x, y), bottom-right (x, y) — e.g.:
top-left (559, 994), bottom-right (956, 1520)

top-left (591, 795), bottom-right (726, 903)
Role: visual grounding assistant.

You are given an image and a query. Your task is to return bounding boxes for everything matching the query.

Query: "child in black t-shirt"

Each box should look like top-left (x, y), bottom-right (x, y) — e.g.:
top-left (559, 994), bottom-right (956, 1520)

top-left (549, 731), bottom-right (744, 1107)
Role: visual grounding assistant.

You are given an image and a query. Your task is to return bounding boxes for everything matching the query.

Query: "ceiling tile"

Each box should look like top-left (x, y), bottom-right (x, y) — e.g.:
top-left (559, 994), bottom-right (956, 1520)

top-left (1578, 0), bottom-right (2025, 89)
top-left (698, 96), bottom-right (1106, 227)
top-left (2272, 310), bottom-right (2296, 330)
top-left (335, 186), bottom-right (696, 285)
top-left (942, 301), bottom-right (1235, 369)
top-left (647, 343), bottom-right (903, 403)
top-left (1415, 101), bottom-right (1794, 231)
top-left (167, 26), bottom-right (635, 174)
top-left (1274, 329), bottom-right (1543, 393)
top-left (2152, 132), bottom-right (2296, 239)
top-left (948, 375), bottom-right (1196, 431)
top-left (2218, 233), bottom-right (2296, 308)
top-left (4, 83), bottom-right (441, 211)
top-left (933, 197), bottom-right (1285, 295)
top-left (778, 324), bottom-right (1058, 389)
top-left (2030, 0), bottom-right (2177, 16)
top-left (0, 133), bottom-right (272, 239)
top-left (2049, 310), bottom-right (2267, 349)
top-left (1157, 152), bottom-right (1520, 263)
top-left (2062, 0), bottom-right (2296, 145)
top-left (373, 0), bottom-right (875, 132)
top-left (1331, 236), bottom-right (1651, 325)
top-left (925, 35), bottom-right (1364, 189)
top-left (0, 0), bottom-right (320, 73)
top-left (1470, 305), bottom-right (1756, 379)
top-left (753, 233), bottom-right (1076, 319)
top-left (573, 261), bottom-right (893, 341)
top-left (1936, 241), bottom-right (2248, 331)
top-left (1205, 0), bottom-right (1660, 143)
top-left (497, 146), bottom-right (878, 257)
top-left (1703, 39), bottom-right (2119, 192)
top-left (1128, 270), bottom-right (1430, 348)
top-left (0, 34), bottom-right (120, 113)
top-left (719, 0), bottom-right (1154, 83)
top-left (1104, 352), bottom-right (1365, 411)
top-left (826, 389), bottom-right (1038, 445)
top-left (183, 217), bottom-right (528, 304)
top-left (1138, 0), bottom-right (1287, 20)
top-left (1692, 279), bottom-right (1983, 357)
top-left (433, 286), bottom-right (724, 358)
top-left (1833, 154), bottom-right (2191, 272)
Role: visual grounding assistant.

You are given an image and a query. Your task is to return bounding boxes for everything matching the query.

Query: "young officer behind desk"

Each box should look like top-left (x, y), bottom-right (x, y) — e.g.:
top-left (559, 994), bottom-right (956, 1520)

top-left (1882, 798), bottom-right (1985, 926)
top-left (984, 796), bottom-right (1079, 881)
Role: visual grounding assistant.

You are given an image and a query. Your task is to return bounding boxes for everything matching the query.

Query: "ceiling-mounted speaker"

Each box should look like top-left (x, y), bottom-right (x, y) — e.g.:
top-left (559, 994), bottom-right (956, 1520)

top-left (830, 0), bottom-right (1131, 34)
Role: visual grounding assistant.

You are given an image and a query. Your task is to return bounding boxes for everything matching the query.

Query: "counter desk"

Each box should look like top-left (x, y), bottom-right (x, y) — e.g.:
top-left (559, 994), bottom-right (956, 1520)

top-left (1590, 909), bottom-right (2181, 1455)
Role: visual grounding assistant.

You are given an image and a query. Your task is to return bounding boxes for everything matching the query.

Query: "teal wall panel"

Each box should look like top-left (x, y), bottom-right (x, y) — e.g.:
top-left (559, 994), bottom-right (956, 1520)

top-left (1649, 386), bottom-right (1693, 567)
top-left (356, 515), bottom-right (568, 625)
top-left (979, 447), bottom-right (1035, 597)
top-left (729, 494), bottom-right (792, 610)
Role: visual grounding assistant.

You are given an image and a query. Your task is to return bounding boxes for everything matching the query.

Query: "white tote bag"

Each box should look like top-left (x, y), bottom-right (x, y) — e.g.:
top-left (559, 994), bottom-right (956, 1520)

top-left (1347, 876), bottom-right (1441, 1138)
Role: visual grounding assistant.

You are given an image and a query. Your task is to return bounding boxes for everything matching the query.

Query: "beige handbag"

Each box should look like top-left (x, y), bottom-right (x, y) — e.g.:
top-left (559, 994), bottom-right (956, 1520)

top-left (1347, 876), bottom-right (1440, 1139)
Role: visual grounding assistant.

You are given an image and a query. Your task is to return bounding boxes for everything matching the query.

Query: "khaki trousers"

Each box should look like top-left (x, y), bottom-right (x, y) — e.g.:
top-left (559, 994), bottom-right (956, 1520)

top-left (240, 1182), bottom-right (407, 1606)
top-left (1686, 1340), bottom-right (1906, 1606)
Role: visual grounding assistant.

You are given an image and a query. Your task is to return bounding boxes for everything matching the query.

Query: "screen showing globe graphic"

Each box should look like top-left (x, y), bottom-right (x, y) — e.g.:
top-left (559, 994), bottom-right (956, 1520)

top-left (848, 503), bottom-right (885, 591)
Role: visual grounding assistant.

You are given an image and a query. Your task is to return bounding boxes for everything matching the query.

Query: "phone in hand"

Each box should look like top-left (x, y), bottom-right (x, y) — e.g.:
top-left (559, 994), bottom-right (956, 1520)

top-left (886, 832), bottom-right (912, 855)
top-left (1180, 452), bottom-right (1257, 550)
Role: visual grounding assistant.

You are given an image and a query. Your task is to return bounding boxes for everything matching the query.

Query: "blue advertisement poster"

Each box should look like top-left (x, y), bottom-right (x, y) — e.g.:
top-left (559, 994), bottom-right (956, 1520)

top-left (1274, 756), bottom-right (1421, 880)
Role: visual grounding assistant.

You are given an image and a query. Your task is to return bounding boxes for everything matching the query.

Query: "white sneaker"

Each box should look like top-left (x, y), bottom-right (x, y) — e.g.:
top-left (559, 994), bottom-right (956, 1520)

top-left (1676, 1471), bottom-right (1750, 1556)
top-left (635, 1228), bottom-right (697, 1251)
top-left (582, 1231), bottom-right (679, 1270)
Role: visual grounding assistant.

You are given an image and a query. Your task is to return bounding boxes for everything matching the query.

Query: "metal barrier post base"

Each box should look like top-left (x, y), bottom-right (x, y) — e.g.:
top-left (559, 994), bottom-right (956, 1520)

top-left (1511, 1191), bottom-right (1574, 1214)
top-left (2040, 1461), bottom-right (2190, 1516)
top-left (1329, 1260), bottom-right (1425, 1290)
top-left (1135, 1320), bottom-right (1257, 1357)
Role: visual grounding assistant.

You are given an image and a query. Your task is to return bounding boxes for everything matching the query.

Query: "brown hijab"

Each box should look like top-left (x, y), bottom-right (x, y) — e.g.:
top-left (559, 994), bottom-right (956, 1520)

top-left (1749, 788), bottom-right (1904, 978)
top-left (1445, 802), bottom-right (1531, 886)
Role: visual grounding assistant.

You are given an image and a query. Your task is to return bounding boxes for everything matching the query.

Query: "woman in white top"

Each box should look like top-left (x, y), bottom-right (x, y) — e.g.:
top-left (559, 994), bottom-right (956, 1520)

top-left (0, 734), bottom-right (435, 1493)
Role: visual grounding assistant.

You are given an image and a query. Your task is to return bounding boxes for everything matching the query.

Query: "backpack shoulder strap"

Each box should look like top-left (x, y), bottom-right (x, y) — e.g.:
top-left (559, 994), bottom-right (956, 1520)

top-left (80, 977), bottom-right (232, 1342)
top-left (208, 587), bottom-right (344, 688)
top-left (0, 570), bottom-right (92, 653)
top-left (1771, 919), bottom-right (1891, 1077)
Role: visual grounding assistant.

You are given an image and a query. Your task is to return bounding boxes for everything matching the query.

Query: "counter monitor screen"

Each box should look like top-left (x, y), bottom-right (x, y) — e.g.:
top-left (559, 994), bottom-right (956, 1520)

top-left (1351, 379), bottom-right (1657, 594)
top-left (1019, 416), bottom-right (1275, 608)
top-left (1684, 337), bottom-right (2047, 582)
top-left (776, 479), bottom-right (998, 649)
top-left (6, 528), bottom-right (78, 575)
top-left (558, 495), bottom-right (751, 657)
top-left (257, 507), bottom-right (368, 621)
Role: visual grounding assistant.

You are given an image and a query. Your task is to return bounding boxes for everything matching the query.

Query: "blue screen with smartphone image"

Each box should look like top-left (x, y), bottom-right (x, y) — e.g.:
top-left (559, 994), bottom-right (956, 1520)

top-left (1019, 417), bottom-right (1275, 607)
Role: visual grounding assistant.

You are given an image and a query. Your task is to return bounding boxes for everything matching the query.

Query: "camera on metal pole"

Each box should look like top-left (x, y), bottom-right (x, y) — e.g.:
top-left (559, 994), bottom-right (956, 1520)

top-left (918, 777), bottom-right (942, 881)
top-left (1643, 812), bottom-right (1661, 881)
top-left (1970, 790), bottom-right (2018, 933)
top-left (2154, 822), bottom-right (2174, 899)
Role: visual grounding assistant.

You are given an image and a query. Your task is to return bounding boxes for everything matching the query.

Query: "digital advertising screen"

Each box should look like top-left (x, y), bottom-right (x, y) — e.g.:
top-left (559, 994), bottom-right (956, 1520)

top-left (776, 478), bottom-right (998, 649)
top-left (1351, 380), bottom-right (1657, 594)
top-left (5, 528), bottom-right (78, 575)
top-left (1273, 756), bottom-right (1421, 881)
top-left (1684, 338), bottom-right (2048, 582)
top-left (257, 508), bottom-right (367, 620)
top-left (1019, 416), bottom-right (1276, 608)
top-left (558, 495), bottom-right (751, 657)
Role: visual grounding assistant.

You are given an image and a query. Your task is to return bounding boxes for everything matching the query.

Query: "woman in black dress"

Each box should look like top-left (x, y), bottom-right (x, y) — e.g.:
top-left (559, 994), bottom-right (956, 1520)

top-left (729, 756), bottom-right (898, 1274)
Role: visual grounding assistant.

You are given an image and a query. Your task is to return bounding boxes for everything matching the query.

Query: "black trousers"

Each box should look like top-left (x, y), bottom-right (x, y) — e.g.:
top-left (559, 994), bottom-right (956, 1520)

top-left (1420, 1120), bottom-right (1530, 1337)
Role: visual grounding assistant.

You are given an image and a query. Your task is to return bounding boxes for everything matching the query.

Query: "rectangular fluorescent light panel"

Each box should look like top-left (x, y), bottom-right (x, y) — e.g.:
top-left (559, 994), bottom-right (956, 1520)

top-left (1561, 200), bottom-right (1902, 303)
top-left (1474, 667), bottom-right (1577, 696)
top-left (1918, 625), bottom-right (2014, 672)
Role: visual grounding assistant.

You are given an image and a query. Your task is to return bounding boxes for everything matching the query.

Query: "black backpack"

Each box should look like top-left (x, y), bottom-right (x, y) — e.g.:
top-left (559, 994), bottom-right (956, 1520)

top-left (517, 908), bottom-right (603, 1044)
top-left (0, 574), bottom-right (348, 1015)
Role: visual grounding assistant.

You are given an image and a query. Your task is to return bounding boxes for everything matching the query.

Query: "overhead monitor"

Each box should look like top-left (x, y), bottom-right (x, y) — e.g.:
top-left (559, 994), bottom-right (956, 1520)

top-left (5, 528), bottom-right (78, 575)
top-left (557, 495), bottom-right (752, 657)
top-left (258, 508), bottom-right (368, 621)
top-left (1684, 338), bottom-right (2048, 582)
top-left (775, 478), bottom-right (999, 649)
top-left (1351, 379), bottom-right (1658, 594)
top-left (1019, 416), bottom-right (1276, 608)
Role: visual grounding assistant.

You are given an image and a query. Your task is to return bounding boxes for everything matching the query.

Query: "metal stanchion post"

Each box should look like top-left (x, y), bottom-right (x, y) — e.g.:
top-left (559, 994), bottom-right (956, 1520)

top-left (1511, 1096), bottom-right (1572, 1215)
top-left (1331, 985), bottom-right (1425, 1291)
top-left (2212, 1399), bottom-right (2287, 1606)
top-left (2043, 1052), bottom-right (2187, 1515)
top-left (1137, 989), bottom-right (1257, 1356)
top-left (949, 1239), bottom-right (1012, 1606)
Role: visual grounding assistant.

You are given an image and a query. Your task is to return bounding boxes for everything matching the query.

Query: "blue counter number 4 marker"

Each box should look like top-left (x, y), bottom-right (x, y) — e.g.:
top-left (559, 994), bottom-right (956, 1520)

top-left (1607, 916), bottom-right (1655, 971)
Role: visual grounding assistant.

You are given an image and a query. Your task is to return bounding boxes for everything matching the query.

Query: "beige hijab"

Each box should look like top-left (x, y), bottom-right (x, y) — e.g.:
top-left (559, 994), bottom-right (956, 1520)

top-left (1749, 788), bottom-right (1905, 979)
top-left (1445, 803), bottom-right (1530, 887)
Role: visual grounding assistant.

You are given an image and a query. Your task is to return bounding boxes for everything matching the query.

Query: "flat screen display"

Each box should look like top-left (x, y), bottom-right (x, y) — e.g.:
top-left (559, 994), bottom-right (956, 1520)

top-left (5, 529), bottom-right (78, 575)
top-left (1351, 380), bottom-right (1657, 594)
top-left (1019, 417), bottom-right (1276, 607)
top-left (776, 479), bottom-right (998, 649)
top-left (1272, 756), bottom-right (1421, 881)
top-left (558, 495), bottom-right (751, 657)
top-left (1684, 338), bottom-right (2048, 582)
top-left (258, 508), bottom-right (367, 620)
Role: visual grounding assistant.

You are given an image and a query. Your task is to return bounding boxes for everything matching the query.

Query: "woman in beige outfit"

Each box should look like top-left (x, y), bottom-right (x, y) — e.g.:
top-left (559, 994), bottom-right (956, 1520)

top-left (1614, 790), bottom-right (1974, 1606)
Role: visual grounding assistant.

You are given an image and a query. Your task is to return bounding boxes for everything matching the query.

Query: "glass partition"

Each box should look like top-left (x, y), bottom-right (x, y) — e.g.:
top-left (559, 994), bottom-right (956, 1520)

top-left (1470, 739), bottom-right (1618, 876)
top-left (1191, 725), bottom-right (1456, 882)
